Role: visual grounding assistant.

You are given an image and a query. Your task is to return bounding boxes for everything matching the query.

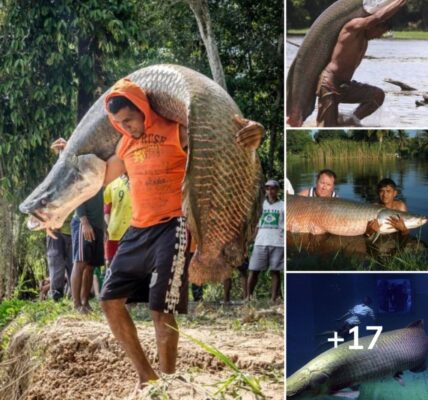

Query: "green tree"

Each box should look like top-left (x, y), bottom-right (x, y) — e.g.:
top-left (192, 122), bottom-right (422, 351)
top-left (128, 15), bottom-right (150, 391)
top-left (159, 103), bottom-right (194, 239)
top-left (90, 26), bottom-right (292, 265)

top-left (0, 0), bottom-right (284, 298)
top-left (313, 129), bottom-right (347, 143)
top-left (0, 0), bottom-right (144, 298)
top-left (286, 130), bottom-right (313, 154)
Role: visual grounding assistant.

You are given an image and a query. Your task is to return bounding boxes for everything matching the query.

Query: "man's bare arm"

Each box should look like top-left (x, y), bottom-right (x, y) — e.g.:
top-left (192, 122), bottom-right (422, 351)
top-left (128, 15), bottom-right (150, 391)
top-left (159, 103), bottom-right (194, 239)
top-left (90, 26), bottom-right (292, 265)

top-left (104, 155), bottom-right (126, 186)
top-left (345, 0), bottom-right (406, 31)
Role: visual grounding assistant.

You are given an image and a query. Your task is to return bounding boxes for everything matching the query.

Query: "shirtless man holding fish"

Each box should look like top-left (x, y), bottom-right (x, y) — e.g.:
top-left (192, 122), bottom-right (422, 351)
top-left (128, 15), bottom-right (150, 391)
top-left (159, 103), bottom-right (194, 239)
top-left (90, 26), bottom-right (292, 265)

top-left (366, 178), bottom-right (409, 235)
top-left (316, 0), bottom-right (407, 127)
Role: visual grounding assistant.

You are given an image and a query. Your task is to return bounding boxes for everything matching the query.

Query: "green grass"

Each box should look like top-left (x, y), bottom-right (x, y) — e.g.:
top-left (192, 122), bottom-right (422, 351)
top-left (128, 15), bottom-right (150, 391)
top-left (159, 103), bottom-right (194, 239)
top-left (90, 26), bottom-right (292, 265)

top-left (0, 299), bottom-right (98, 351)
top-left (288, 244), bottom-right (428, 272)
top-left (392, 31), bottom-right (428, 40)
top-left (287, 29), bottom-right (308, 36)
top-left (366, 248), bottom-right (428, 271)
top-left (287, 29), bottom-right (428, 40)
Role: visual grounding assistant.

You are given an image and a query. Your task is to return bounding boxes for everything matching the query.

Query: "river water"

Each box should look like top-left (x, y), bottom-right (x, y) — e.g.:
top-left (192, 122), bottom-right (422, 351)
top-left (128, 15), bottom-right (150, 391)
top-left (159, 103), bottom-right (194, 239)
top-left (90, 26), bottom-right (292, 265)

top-left (286, 37), bottom-right (428, 127)
top-left (287, 157), bottom-right (428, 269)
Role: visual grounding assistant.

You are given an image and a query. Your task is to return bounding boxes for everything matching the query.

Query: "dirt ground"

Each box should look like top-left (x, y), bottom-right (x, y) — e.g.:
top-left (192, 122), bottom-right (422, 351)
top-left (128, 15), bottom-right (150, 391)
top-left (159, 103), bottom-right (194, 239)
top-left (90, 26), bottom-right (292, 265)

top-left (0, 304), bottom-right (283, 400)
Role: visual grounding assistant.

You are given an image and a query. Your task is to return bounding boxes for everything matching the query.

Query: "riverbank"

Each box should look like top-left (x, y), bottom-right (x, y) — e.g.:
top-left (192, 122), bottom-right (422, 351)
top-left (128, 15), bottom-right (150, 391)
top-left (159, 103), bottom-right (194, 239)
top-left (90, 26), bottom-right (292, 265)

top-left (287, 30), bottom-right (428, 40)
top-left (0, 299), bottom-right (284, 400)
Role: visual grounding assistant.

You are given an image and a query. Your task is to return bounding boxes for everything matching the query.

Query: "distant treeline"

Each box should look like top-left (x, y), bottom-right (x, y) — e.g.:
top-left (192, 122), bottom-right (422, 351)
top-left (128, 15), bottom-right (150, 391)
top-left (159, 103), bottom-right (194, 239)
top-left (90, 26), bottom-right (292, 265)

top-left (287, 130), bottom-right (428, 161)
top-left (287, 0), bottom-right (428, 30)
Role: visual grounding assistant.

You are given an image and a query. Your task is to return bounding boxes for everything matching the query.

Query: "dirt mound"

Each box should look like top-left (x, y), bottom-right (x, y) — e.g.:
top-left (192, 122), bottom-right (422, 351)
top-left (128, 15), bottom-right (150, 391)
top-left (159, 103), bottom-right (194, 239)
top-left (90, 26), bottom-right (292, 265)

top-left (1, 316), bottom-right (283, 399)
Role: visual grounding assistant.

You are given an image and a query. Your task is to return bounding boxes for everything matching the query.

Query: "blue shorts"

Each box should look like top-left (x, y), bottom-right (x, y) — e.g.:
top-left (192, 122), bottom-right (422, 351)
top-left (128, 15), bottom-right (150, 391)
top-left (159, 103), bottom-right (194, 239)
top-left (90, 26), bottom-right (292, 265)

top-left (71, 218), bottom-right (104, 267)
top-left (100, 217), bottom-right (189, 314)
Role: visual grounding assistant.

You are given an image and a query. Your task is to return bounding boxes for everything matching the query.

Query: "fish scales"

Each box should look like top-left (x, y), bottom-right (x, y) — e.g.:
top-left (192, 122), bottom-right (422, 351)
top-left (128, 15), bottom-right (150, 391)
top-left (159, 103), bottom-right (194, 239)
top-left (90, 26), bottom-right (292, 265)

top-left (286, 195), bottom-right (427, 236)
top-left (287, 195), bottom-right (379, 236)
top-left (287, 0), bottom-right (367, 125)
top-left (287, 0), bottom-right (396, 126)
top-left (20, 64), bottom-right (263, 284)
top-left (322, 328), bottom-right (427, 389)
top-left (287, 322), bottom-right (428, 398)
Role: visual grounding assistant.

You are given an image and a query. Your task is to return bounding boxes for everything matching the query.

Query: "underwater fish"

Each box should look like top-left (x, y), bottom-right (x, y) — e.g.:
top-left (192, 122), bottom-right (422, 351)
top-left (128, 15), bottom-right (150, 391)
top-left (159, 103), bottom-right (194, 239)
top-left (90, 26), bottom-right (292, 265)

top-left (287, 320), bottom-right (428, 399)
top-left (286, 195), bottom-right (427, 236)
top-left (286, 0), bottom-right (396, 126)
top-left (19, 64), bottom-right (263, 284)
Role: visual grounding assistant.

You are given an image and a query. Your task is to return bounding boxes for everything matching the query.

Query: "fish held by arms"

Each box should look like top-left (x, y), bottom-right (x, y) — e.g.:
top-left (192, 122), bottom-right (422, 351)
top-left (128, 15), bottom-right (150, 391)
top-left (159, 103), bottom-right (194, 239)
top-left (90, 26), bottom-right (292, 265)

top-left (286, 320), bottom-right (428, 399)
top-left (286, 0), bottom-right (397, 127)
top-left (19, 64), bottom-right (264, 284)
top-left (286, 195), bottom-right (427, 236)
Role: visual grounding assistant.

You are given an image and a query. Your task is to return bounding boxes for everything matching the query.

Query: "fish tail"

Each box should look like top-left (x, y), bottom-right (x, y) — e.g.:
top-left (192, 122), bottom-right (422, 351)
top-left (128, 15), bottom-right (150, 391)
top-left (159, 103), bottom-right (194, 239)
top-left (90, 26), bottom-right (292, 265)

top-left (188, 250), bottom-right (233, 285)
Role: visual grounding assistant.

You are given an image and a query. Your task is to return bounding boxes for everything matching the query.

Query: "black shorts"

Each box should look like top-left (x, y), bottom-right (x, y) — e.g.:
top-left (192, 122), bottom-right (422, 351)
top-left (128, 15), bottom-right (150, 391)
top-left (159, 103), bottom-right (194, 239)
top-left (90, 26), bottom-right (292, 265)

top-left (71, 218), bottom-right (104, 267)
top-left (100, 217), bottom-right (189, 314)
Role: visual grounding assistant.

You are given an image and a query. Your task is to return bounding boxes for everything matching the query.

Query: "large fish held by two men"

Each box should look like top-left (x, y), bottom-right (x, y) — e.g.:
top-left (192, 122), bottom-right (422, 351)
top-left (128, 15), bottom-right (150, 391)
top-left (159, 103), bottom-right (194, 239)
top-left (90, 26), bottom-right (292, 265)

top-left (287, 195), bottom-right (427, 236)
top-left (287, 0), bottom-right (396, 126)
top-left (19, 64), bottom-right (264, 284)
top-left (287, 320), bottom-right (428, 398)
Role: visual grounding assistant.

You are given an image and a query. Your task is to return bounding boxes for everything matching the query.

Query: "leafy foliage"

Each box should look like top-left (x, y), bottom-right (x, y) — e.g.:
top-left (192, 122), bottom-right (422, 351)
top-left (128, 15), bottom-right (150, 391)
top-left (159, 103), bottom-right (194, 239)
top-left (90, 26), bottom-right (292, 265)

top-left (0, 0), bottom-right (144, 200)
top-left (0, 299), bottom-right (73, 350)
top-left (0, 0), bottom-right (283, 298)
top-left (287, 0), bottom-right (427, 29)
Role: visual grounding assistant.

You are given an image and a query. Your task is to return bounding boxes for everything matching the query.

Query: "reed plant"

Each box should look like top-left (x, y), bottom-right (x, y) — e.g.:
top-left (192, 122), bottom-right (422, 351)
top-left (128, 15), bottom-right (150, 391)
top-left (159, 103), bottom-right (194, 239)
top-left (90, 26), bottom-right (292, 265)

top-left (288, 139), bottom-right (399, 162)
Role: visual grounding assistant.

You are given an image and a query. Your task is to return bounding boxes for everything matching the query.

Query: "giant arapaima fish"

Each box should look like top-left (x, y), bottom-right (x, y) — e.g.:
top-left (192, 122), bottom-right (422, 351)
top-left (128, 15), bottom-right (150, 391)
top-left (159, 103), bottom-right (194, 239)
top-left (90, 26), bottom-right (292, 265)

top-left (19, 64), bottom-right (264, 284)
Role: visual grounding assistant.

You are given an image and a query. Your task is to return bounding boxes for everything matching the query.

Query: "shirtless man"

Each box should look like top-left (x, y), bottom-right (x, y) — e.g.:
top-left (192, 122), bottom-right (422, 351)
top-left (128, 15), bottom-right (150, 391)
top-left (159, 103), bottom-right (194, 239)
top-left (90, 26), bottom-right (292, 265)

top-left (366, 178), bottom-right (408, 235)
top-left (316, 0), bottom-right (407, 127)
top-left (299, 169), bottom-right (338, 198)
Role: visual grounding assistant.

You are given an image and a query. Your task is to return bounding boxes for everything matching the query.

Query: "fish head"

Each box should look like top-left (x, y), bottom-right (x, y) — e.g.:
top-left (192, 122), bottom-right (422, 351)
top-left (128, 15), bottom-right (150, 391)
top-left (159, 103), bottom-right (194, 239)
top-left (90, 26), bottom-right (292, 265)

top-left (19, 153), bottom-right (106, 231)
top-left (287, 368), bottom-right (331, 399)
top-left (363, 0), bottom-right (396, 14)
top-left (377, 209), bottom-right (428, 234)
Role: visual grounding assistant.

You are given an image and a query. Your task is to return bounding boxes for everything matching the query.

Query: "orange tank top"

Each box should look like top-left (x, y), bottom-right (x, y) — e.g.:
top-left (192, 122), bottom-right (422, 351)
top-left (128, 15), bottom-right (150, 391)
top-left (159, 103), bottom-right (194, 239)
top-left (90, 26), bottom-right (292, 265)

top-left (105, 79), bottom-right (186, 228)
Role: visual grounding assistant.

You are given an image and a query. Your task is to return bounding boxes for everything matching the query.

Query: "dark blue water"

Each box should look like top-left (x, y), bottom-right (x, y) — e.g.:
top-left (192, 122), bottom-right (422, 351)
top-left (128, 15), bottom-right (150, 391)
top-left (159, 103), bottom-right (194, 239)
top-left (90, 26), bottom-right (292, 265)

top-left (286, 273), bottom-right (428, 399)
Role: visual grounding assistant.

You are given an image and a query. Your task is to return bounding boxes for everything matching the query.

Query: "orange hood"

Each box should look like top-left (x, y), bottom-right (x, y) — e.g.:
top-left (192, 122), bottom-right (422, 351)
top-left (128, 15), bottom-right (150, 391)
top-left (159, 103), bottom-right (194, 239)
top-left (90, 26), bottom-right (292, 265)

top-left (104, 78), bottom-right (158, 138)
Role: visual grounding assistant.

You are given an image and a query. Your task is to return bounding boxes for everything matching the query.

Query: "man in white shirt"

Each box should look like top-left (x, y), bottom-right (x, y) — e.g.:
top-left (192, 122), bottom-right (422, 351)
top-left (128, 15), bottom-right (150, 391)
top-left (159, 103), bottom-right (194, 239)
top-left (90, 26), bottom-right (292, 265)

top-left (247, 179), bottom-right (284, 302)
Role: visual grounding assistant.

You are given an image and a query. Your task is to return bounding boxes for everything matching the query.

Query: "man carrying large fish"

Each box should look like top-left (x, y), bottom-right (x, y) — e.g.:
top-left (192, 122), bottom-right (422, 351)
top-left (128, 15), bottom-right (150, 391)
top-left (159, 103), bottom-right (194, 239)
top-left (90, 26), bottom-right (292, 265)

top-left (287, 0), bottom-right (407, 127)
top-left (19, 65), bottom-right (265, 389)
top-left (103, 79), bottom-right (264, 387)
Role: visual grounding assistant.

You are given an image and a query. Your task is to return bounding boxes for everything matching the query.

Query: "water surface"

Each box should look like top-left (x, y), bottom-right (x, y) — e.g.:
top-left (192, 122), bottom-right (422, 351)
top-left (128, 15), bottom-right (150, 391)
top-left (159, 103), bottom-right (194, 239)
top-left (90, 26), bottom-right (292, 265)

top-left (287, 157), bottom-right (428, 269)
top-left (286, 37), bottom-right (428, 127)
top-left (286, 273), bottom-right (428, 399)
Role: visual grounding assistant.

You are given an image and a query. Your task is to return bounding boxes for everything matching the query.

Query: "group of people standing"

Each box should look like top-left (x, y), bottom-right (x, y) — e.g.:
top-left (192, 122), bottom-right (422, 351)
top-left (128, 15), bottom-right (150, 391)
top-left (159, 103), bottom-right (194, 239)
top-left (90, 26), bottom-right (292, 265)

top-left (44, 173), bottom-right (284, 308)
top-left (44, 143), bottom-right (132, 314)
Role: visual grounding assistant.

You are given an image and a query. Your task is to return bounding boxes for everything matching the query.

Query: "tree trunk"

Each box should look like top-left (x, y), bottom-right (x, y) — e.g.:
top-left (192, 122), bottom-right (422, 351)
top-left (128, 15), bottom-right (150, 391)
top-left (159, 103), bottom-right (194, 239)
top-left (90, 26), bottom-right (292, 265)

top-left (0, 199), bottom-right (16, 299)
top-left (77, 36), bottom-right (102, 121)
top-left (267, 8), bottom-right (284, 178)
top-left (184, 0), bottom-right (227, 90)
